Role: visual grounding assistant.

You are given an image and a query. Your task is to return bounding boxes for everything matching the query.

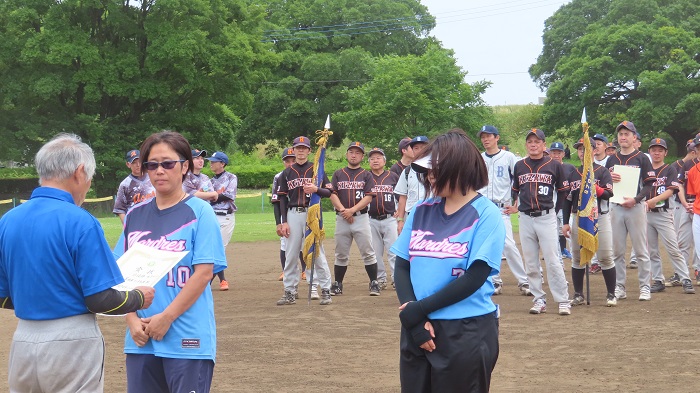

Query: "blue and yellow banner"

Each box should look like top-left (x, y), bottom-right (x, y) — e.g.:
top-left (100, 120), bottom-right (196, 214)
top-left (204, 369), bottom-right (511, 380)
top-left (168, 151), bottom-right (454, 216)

top-left (577, 109), bottom-right (598, 265)
top-left (303, 118), bottom-right (333, 268)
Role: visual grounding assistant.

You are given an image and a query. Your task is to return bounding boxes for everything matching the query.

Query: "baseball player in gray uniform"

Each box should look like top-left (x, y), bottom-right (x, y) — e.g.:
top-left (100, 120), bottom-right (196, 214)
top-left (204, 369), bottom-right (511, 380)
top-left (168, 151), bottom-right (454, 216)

top-left (329, 142), bottom-right (381, 296)
top-left (183, 149), bottom-right (219, 202)
top-left (477, 125), bottom-right (531, 296)
top-left (645, 138), bottom-right (695, 294)
top-left (549, 141), bottom-right (576, 261)
top-left (113, 149), bottom-right (155, 223)
top-left (207, 151), bottom-right (237, 291)
top-left (605, 121), bottom-right (656, 301)
top-left (511, 129), bottom-right (571, 315)
top-left (367, 147), bottom-right (399, 289)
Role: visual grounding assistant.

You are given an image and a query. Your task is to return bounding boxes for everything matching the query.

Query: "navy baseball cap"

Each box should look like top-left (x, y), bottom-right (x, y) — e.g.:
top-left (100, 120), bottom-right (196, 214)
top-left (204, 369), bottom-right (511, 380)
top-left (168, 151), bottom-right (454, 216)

top-left (125, 149), bottom-right (140, 163)
top-left (648, 138), bottom-right (667, 150)
top-left (398, 137), bottom-right (412, 154)
top-left (592, 134), bottom-right (608, 143)
top-left (477, 125), bottom-right (499, 137)
top-left (616, 121), bottom-right (637, 134)
top-left (606, 142), bottom-right (617, 150)
top-left (206, 151), bottom-right (229, 165)
top-left (281, 147), bottom-right (295, 159)
top-left (347, 141), bottom-right (365, 153)
top-left (368, 147), bottom-right (385, 157)
top-left (191, 149), bottom-right (207, 158)
top-left (292, 136), bottom-right (311, 148)
top-left (526, 128), bottom-right (545, 141)
top-left (573, 137), bottom-right (596, 149)
top-left (409, 136), bottom-right (429, 146)
top-left (549, 142), bottom-right (565, 151)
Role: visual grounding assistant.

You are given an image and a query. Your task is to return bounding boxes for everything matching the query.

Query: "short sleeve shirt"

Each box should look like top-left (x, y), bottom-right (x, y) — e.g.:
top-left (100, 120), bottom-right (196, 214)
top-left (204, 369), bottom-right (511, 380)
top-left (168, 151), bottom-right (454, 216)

top-left (113, 174), bottom-right (155, 215)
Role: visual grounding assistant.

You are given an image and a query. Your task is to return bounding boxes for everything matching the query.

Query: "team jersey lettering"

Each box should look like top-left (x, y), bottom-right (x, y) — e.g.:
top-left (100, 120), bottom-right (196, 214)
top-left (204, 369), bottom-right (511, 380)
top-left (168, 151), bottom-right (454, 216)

top-left (336, 181), bottom-right (366, 190)
top-left (371, 184), bottom-right (394, 193)
top-left (133, 191), bottom-right (155, 204)
top-left (286, 177), bottom-right (313, 190)
top-left (517, 173), bottom-right (553, 184)
top-left (409, 229), bottom-right (470, 259)
top-left (127, 231), bottom-right (187, 252)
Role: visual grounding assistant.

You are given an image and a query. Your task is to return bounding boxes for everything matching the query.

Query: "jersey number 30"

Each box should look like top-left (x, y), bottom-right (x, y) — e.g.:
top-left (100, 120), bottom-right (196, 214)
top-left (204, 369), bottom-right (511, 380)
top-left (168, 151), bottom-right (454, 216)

top-left (538, 185), bottom-right (550, 195)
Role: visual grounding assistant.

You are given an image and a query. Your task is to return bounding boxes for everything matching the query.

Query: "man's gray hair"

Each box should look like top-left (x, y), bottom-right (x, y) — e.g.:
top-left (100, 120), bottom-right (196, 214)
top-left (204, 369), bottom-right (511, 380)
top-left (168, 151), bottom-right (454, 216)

top-left (35, 133), bottom-right (96, 183)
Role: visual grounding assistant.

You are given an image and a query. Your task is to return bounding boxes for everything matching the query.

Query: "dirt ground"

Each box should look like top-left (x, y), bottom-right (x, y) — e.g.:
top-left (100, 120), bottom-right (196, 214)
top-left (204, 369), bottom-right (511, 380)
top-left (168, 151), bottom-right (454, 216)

top-left (2, 239), bottom-right (700, 392)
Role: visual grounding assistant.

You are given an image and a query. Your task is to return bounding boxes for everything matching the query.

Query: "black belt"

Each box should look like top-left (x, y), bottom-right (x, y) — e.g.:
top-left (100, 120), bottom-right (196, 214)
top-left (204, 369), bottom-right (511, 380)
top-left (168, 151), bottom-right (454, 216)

top-left (369, 214), bottom-right (391, 220)
top-left (650, 207), bottom-right (668, 213)
top-left (214, 209), bottom-right (233, 216)
top-left (289, 207), bottom-right (307, 212)
top-left (522, 209), bottom-right (551, 217)
top-left (491, 201), bottom-right (506, 208)
top-left (336, 209), bottom-right (368, 216)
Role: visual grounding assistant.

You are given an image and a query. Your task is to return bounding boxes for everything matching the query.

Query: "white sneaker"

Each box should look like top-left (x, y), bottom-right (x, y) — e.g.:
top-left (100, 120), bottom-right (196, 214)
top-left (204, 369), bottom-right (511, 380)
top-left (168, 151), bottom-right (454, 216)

top-left (614, 284), bottom-right (627, 300)
top-left (310, 287), bottom-right (319, 300)
top-left (519, 283), bottom-right (532, 296)
top-left (558, 302), bottom-right (572, 315)
top-left (639, 285), bottom-right (651, 301)
top-left (529, 298), bottom-right (546, 314)
top-left (606, 293), bottom-right (617, 307)
top-left (493, 282), bottom-right (503, 295)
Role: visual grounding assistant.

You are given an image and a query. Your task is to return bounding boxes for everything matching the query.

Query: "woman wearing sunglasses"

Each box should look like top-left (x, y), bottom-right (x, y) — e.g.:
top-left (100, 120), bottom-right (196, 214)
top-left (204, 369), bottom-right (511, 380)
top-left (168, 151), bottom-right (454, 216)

top-left (114, 131), bottom-right (227, 393)
top-left (390, 129), bottom-right (504, 393)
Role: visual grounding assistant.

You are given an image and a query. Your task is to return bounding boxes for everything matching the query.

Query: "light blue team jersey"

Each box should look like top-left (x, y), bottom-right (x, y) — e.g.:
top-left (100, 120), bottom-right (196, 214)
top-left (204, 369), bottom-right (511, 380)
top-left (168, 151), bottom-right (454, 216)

top-left (114, 196), bottom-right (227, 361)
top-left (390, 195), bottom-right (505, 320)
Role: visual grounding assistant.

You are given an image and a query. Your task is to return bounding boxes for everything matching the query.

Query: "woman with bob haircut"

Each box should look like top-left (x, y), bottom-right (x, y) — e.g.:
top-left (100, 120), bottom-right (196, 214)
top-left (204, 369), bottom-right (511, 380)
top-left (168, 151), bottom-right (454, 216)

top-left (114, 131), bottom-right (226, 393)
top-left (390, 128), bottom-right (505, 392)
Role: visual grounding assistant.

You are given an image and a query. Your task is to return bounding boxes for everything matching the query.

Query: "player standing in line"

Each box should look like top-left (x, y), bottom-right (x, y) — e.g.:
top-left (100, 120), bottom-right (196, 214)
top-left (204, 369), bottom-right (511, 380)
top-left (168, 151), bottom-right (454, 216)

top-left (395, 136), bottom-right (430, 234)
top-left (390, 137), bottom-right (413, 176)
top-left (549, 141), bottom-right (576, 260)
top-left (277, 136), bottom-right (333, 306)
top-left (271, 148), bottom-right (307, 284)
top-left (0, 134), bottom-right (154, 393)
top-left (562, 137), bottom-right (617, 307)
top-left (116, 131), bottom-right (226, 393)
top-left (509, 129), bottom-right (572, 315)
top-left (183, 149), bottom-right (218, 202)
top-left (605, 121), bottom-right (656, 301)
top-left (207, 151), bottom-right (237, 291)
top-left (113, 149), bottom-right (155, 223)
top-left (367, 147), bottom-right (400, 290)
top-left (588, 133), bottom-right (612, 274)
top-left (679, 141), bottom-right (700, 284)
top-left (643, 139), bottom-right (696, 294)
top-left (477, 125), bottom-right (531, 296)
top-left (391, 129), bottom-right (503, 392)
top-left (683, 136), bottom-right (700, 284)
top-left (606, 143), bottom-right (617, 156)
top-left (329, 142), bottom-right (380, 296)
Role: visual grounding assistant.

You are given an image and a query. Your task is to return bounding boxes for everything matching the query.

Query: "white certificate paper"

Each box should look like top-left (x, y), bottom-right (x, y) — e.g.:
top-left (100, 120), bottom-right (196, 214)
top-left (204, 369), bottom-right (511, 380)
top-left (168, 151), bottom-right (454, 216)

top-left (609, 165), bottom-right (641, 204)
top-left (113, 243), bottom-right (189, 291)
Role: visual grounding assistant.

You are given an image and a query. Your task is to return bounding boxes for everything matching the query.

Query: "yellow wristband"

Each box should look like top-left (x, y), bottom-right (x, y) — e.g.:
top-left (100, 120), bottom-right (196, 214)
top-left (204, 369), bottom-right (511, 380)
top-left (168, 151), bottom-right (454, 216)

top-left (397, 217), bottom-right (404, 222)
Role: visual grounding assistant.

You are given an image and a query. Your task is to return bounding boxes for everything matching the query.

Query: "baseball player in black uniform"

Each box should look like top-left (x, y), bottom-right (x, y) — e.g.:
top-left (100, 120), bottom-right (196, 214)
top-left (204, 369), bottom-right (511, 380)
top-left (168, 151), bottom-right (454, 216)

top-left (550, 141), bottom-right (576, 260)
top-left (390, 137), bottom-right (413, 176)
top-left (645, 138), bottom-right (695, 294)
top-left (367, 147), bottom-right (400, 289)
top-left (605, 121), bottom-right (656, 301)
top-left (276, 136), bottom-right (333, 305)
top-left (510, 129), bottom-right (571, 315)
top-left (562, 137), bottom-right (617, 307)
top-left (329, 142), bottom-right (380, 296)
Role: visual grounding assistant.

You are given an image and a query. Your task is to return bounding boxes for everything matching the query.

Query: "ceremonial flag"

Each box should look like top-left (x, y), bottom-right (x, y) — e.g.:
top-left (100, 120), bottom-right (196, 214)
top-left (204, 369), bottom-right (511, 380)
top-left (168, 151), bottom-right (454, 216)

top-left (577, 108), bottom-right (599, 265)
top-left (303, 115), bottom-right (333, 270)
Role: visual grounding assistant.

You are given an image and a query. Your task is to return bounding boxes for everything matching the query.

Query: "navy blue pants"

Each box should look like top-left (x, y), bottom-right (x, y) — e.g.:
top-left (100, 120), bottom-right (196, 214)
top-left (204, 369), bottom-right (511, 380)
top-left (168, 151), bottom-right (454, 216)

top-left (126, 354), bottom-right (214, 393)
top-left (400, 312), bottom-right (499, 393)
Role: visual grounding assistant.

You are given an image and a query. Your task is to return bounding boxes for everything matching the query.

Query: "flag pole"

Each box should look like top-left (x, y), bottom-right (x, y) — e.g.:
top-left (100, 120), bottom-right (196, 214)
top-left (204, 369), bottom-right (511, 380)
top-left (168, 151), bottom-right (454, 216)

top-left (581, 108), bottom-right (591, 305)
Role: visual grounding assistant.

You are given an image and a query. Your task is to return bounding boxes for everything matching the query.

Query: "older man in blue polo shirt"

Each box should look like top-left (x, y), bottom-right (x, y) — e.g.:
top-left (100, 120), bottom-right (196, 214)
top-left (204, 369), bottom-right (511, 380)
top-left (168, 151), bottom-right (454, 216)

top-left (0, 134), bottom-right (154, 393)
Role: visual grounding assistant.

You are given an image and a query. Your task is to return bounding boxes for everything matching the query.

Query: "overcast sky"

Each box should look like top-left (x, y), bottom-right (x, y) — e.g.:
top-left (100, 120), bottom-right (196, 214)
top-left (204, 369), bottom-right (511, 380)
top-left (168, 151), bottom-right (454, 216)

top-left (421, 0), bottom-right (570, 106)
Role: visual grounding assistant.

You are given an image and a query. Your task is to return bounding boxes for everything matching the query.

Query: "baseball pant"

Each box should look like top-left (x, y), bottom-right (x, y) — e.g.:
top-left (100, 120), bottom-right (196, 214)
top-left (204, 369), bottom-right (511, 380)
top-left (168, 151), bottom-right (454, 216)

top-left (611, 203), bottom-right (651, 290)
top-left (370, 216), bottom-right (398, 282)
top-left (9, 314), bottom-right (105, 393)
top-left (400, 312), bottom-right (499, 393)
top-left (216, 213), bottom-right (235, 247)
top-left (492, 211), bottom-right (528, 286)
top-left (571, 212), bottom-right (614, 270)
top-left (519, 211), bottom-right (569, 303)
top-left (692, 214), bottom-right (700, 265)
top-left (674, 202), bottom-right (700, 271)
top-left (126, 355), bottom-right (214, 393)
top-left (648, 209), bottom-right (691, 281)
top-left (334, 213), bottom-right (377, 267)
top-left (283, 210), bottom-right (331, 292)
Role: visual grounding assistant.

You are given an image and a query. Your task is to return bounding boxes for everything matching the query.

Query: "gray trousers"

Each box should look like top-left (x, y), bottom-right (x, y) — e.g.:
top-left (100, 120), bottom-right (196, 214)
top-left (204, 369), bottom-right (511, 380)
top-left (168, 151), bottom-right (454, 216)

top-left (10, 314), bottom-right (105, 393)
top-left (519, 211), bottom-right (569, 303)
top-left (673, 200), bottom-right (700, 271)
top-left (370, 216), bottom-right (397, 282)
top-left (611, 203), bottom-right (651, 289)
top-left (492, 211), bottom-right (528, 286)
top-left (571, 212), bottom-right (614, 270)
top-left (283, 210), bottom-right (332, 291)
top-left (334, 213), bottom-right (377, 267)
top-left (648, 209), bottom-right (691, 281)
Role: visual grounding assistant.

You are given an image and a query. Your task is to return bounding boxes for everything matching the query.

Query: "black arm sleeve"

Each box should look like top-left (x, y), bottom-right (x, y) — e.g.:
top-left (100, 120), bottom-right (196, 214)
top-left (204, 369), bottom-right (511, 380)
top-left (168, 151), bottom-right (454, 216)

top-left (399, 261), bottom-right (492, 330)
top-left (555, 189), bottom-right (567, 212)
top-left (562, 197), bottom-right (573, 224)
top-left (85, 288), bottom-right (145, 315)
top-left (635, 184), bottom-right (653, 203)
top-left (280, 196), bottom-right (288, 223)
top-left (394, 255), bottom-right (417, 304)
top-left (273, 201), bottom-right (282, 225)
top-left (316, 187), bottom-right (331, 198)
top-left (1, 296), bottom-right (13, 310)
top-left (216, 193), bottom-right (232, 203)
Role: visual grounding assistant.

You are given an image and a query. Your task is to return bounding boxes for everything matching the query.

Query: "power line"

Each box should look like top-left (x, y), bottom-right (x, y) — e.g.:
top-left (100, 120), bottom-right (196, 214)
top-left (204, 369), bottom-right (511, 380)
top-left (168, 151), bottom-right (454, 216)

top-left (260, 72), bottom-right (531, 84)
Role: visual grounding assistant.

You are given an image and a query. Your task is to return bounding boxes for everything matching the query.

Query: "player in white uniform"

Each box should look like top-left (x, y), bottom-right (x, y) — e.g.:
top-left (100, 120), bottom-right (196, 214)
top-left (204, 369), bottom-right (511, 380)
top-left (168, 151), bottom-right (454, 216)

top-left (395, 136), bottom-right (429, 234)
top-left (477, 125), bottom-right (530, 296)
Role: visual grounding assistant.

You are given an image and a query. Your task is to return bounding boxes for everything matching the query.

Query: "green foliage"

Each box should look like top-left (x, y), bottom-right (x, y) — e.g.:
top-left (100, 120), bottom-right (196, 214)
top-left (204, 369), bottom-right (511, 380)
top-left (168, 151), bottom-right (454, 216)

top-left (530, 0), bottom-right (700, 155)
top-left (490, 105), bottom-right (544, 156)
top-left (0, 167), bottom-right (38, 179)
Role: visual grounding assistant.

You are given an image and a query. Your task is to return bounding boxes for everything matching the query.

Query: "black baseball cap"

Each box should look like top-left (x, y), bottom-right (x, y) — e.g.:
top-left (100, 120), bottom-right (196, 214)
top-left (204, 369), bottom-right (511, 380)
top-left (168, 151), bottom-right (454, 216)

top-left (191, 149), bottom-right (207, 158)
top-left (347, 141), bottom-right (365, 153)
top-left (573, 137), bottom-right (596, 149)
top-left (477, 125), bottom-right (499, 137)
top-left (125, 149), bottom-right (140, 163)
top-left (526, 128), bottom-right (545, 141)
top-left (592, 134), bottom-right (608, 143)
top-left (368, 147), bottom-right (385, 157)
top-left (648, 138), bottom-right (668, 150)
top-left (616, 121), bottom-right (637, 134)
top-left (281, 147), bottom-right (295, 159)
top-left (398, 137), bottom-right (412, 155)
top-left (292, 136), bottom-right (311, 148)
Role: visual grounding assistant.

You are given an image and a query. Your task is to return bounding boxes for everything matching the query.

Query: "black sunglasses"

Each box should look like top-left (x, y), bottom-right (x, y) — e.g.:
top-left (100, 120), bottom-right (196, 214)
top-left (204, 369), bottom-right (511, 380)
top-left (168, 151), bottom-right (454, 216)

top-left (143, 160), bottom-right (185, 171)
